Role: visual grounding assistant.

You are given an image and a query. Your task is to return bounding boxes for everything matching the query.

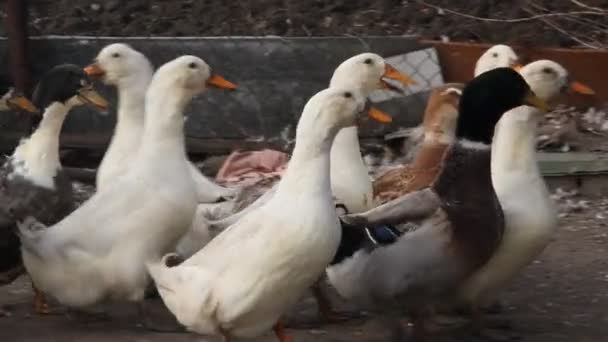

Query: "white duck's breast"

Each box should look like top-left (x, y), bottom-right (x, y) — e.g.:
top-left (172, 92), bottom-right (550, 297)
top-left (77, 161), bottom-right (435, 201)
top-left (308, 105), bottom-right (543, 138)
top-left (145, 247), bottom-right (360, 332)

top-left (331, 177), bottom-right (374, 213)
top-left (194, 199), bottom-right (341, 337)
top-left (22, 158), bottom-right (197, 307)
top-left (459, 171), bottom-right (557, 303)
top-left (330, 127), bottom-right (374, 213)
top-left (494, 170), bottom-right (557, 240)
top-left (10, 144), bottom-right (60, 190)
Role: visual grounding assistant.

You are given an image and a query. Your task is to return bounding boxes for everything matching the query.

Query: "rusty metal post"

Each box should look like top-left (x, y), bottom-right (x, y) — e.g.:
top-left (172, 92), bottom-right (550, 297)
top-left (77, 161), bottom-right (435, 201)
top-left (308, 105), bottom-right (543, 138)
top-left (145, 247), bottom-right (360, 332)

top-left (4, 0), bottom-right (31, 95)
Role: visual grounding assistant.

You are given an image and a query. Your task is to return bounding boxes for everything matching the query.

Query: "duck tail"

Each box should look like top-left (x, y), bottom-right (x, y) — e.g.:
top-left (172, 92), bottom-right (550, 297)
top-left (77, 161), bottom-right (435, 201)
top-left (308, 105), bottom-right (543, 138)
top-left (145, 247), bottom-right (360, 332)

top-left (15, 217), bottom-right (49, 258)
top-left (146, 253), bottom-right (183, 289)
top-left (146, 254), bottom-right (217, 331)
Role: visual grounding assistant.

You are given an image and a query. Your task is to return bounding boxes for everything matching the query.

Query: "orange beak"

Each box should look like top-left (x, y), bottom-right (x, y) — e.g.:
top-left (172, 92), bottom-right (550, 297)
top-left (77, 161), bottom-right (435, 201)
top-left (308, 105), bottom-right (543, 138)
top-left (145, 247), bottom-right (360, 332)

top-left (83, 63), bottom-right (105, 77)
top-left (207, 74), bottom-right (237, 90)
top-left (368, 106), bottom-right (392, 123)
top-left (512, 64), bottom-right (524, 72)
top-left (381, 63), bottom-right (417, 91)
top-left (569, 81), bottom-right (595, 95)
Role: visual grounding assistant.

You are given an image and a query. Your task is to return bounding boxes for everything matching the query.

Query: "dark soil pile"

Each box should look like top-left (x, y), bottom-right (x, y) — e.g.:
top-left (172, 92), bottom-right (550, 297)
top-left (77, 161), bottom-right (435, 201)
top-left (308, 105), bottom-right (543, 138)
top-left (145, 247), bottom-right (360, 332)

top-left (17, 0), bottom-right (607, 48)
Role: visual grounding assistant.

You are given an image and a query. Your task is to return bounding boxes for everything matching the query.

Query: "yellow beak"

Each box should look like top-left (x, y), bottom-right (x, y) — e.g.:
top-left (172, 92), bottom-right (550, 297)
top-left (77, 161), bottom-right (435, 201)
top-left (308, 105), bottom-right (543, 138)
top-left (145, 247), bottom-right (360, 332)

top-left (524, 90), bottom-right (551, 112)
top-left (78, 87), bottom-right (109, 112)
top-left (381, 63), bottom-right (417, 91)
top-left (7, 95), bottom-right (38, 113)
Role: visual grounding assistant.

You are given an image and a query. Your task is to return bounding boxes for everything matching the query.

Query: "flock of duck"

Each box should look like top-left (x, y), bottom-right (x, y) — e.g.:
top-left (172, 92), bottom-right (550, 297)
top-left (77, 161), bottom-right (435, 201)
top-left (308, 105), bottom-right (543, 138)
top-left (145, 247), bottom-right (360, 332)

top-left (0, 43), bottom-right (595, 341)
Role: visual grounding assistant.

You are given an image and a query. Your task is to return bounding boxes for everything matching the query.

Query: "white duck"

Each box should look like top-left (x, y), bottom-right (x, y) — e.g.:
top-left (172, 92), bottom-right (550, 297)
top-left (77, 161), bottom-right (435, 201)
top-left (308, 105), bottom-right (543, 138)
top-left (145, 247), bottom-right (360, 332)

top-left (148, 87), bottom-right (384, 341)
top-left (16, 56), bottom-right (235, 310)
top-left (456, 60), bottom-right (594, 311)
top-left (474, 44), bottom-right (520, 77)
top-left (177, 53), bottom-right (415, 257)
top-left (85, 43), bottom-right (237, 202)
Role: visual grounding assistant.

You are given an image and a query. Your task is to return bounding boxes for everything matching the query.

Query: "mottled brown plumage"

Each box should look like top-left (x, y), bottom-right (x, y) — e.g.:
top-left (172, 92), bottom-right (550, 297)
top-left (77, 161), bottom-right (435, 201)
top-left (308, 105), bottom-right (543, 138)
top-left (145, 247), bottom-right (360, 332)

top-left (373, 83), bottom-right (464, 203)
top-left (432, 144), bottom-right (504, 271)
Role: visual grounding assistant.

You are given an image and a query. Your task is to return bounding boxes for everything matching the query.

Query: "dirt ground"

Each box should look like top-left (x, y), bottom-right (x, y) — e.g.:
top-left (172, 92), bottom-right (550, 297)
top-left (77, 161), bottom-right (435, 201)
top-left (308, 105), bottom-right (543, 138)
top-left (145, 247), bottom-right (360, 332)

top-left (20, 0), bottom-right (608, 48)
top-left (0, 191), bottom-right (606, 342)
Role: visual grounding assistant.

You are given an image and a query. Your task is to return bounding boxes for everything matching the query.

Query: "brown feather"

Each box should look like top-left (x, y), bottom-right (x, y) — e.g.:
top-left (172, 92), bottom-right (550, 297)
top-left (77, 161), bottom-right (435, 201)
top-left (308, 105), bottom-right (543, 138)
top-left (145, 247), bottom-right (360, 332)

top-left (373, 83), bottom-right (464, 203)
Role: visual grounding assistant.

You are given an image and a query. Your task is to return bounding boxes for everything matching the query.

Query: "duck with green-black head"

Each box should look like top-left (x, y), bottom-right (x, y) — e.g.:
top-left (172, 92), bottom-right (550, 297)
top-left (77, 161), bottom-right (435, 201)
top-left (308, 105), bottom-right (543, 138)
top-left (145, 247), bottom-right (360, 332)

top-left (327, 67), bottom-right (550, 341)
top-left (0, 64), bottom-right (108, 314)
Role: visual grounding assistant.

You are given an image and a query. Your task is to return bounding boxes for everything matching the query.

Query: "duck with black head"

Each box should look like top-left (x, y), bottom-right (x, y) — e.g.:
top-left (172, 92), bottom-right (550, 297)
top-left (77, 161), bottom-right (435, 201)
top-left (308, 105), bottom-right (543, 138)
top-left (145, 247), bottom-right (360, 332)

top-left (0, 64), bottom-right (108, 315)
top-left (453, 60), bottom-right (594, 338)
top-left (13, 56), bottom-right (235, 328)
top-left (327, 67), bottom-right (550, 341)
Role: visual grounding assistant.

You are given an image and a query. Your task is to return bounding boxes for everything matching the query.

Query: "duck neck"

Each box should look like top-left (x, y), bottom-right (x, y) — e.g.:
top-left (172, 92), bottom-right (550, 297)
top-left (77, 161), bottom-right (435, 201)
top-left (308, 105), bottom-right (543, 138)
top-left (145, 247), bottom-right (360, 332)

top-left (116, 77), bottom-right (149, 130)
top-left (14, 102), bottom-right (71, 167)
top-left (139, 93), bottom-right (189, 160)
top-left (276, 128), bottom-right (334, 199)
top-left (491, 106), bottom-right (540, 174)
top-left (330, 126), bottom-right (366, 182)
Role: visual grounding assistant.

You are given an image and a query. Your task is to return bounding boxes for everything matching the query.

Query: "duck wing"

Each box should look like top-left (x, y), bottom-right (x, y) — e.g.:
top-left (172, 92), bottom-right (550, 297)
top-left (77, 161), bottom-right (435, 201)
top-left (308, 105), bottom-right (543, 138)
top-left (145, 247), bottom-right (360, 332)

top-left (341, 188), bottom-right (440, 227)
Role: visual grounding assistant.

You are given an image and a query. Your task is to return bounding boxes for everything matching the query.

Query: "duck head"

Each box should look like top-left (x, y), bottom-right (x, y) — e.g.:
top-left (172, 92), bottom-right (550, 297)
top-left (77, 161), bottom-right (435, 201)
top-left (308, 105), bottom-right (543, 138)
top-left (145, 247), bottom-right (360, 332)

top-left (84, 43), bottom-right (154, 87)
top-left (32, 64), bottom-right (109, 113)
top-left (297, 86), bottom-right (388, 138)
top-left (474, 44), bottom-right (520, 77)
top-left (457, 67), bottom-right (550, 144)
top-left (519, 59), bottom-right (594, 103)
top-left (146, 55), bottom-right (236, 111)
top-left (0, 76), bottom-right (38, 113)
top-left (330, 52), bottom-right (416, 123)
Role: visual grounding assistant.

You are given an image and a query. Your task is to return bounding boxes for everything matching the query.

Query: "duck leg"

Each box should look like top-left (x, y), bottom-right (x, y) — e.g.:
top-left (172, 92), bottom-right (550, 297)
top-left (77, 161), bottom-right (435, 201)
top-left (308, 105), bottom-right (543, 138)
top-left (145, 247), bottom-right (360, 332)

top-left (409, 310), bottom-right (439, 342)
top-left (32, 284), bottom-right (50, 315)
top-left (220, 331), bottom-right (232, 342)
top-left (311, 279), bottom-right (359, 323)
top-left (273, 321), bottom-right (293, 342)
top-left (136, 302), bottom-right (185, 333)
top-left (462, 306), bottom-right (518, 341)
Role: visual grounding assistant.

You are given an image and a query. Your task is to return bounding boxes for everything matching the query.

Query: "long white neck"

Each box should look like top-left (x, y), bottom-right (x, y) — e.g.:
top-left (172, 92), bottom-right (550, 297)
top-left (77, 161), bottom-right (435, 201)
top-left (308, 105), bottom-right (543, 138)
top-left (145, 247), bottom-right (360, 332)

top-left (330, 126), bottom-right (365, 180)
top-left (276, 125), bottom-right (334, 201)
top-left (115, 75), bottom-right (150, 130)
top-left (12, 102), bottom-right (71, 188)
top-left (491, 105), bottom-right (540, 177)
top-left (138, 87), bottom-right (189, 161)
top-left (326, 80), bottom-right (373, 210)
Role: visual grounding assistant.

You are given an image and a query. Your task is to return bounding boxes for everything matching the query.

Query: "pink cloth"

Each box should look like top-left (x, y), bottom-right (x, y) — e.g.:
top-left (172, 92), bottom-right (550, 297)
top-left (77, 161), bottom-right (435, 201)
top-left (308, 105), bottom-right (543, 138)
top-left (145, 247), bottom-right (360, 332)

top-left (216, 149), bottom-right (289, 186)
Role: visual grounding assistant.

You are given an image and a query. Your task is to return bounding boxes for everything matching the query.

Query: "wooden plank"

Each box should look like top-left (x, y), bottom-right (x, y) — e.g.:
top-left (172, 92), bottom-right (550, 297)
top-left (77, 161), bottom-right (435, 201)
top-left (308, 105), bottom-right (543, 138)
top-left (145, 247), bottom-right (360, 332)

top-left (538, 152), bottom-right (608, 176)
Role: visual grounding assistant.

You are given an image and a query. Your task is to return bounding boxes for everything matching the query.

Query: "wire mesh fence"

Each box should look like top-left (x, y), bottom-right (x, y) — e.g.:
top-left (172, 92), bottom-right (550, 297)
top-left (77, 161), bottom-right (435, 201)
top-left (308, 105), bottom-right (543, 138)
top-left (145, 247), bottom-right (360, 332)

top-left (0, 35), bottom-right (444, 155)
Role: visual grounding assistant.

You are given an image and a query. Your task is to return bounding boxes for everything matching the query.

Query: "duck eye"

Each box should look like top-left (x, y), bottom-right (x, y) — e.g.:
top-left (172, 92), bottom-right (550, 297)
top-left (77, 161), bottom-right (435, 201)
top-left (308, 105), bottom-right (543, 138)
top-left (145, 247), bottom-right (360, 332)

top-left (344, 92), bottom-right (352, 98)
top-left (112, 53), bottom-right (120, 58)
top-left (188, 62), bottom-right (198, 69)
top-left (492, 52), bottom-right (498, 58)
top-left (542, 67), bottom-right (553, 74)
top-left (363, 58), bottom-right (373, 65)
